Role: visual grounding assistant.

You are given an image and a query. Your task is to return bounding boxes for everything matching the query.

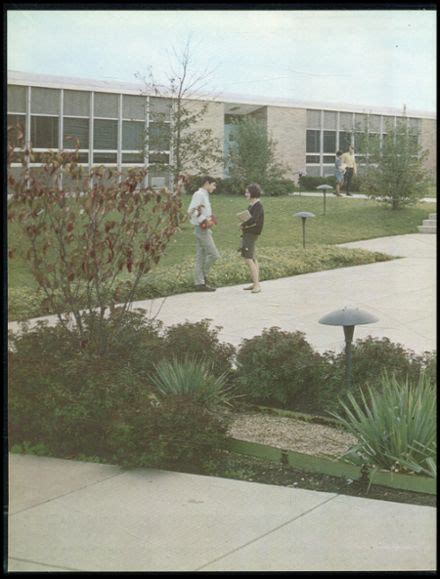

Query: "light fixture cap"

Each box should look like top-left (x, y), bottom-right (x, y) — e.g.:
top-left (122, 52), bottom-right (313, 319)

top-left (319, 307), bottom-right (379, 326)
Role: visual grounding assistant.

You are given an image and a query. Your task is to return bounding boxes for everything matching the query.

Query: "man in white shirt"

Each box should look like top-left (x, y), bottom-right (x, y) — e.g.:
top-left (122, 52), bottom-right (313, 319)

top-left (187, 176), bottom-right (220, 291)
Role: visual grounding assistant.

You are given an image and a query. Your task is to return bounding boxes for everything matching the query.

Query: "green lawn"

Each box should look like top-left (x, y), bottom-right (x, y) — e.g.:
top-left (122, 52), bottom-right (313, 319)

top-left (8, 195), bottom-right (436, 319)
top-left (158, 195), bottom-right (435, 266)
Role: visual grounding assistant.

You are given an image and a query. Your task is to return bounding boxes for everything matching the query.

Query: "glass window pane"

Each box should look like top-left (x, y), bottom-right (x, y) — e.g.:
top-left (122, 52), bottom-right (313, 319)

top-left (339, 112), bottom-right (353, 130)
top-left (323, 131), bottom-right (336, 153)
top-left (149, 122), bottom-right (170, 150)
top-left (306, 109), bottom-right (321, 128)
top-left (8, 85), bottom-right (27, 113)
top-left (8, 114), bottom-right (26, 147)
top-left (64, 90), bottom-right (90, 116)
top-left (123, 95), bottom-right (146, 120)
top-left (31, 116), bottom-right (59, 148)
top-left (339, 131), bottom-right (352, 151)
top-left (31, 87), bottom-right (60, 114)
top-left (354, 113), bottom-right (367, 132)
top-left (305, 166), bottom-right (320, 177)
top-left (369, 114), bottom-right (381, 132)
top-left (94, 92), bottom-right (119, 118)
top-left (306, 130), bottom-right (320, 153)
top-left (63, 117), bottom-right (89, 149)
top-left (409, 117), bottom-right (421, 132)
top-left (323, 165), bottom-right (335, 176)
top-left (122, 153), bottom-right (144, 163)
top-left (150, 97), bottom-right (172, 121)
top-left (323, 111), bottom-right (337, 130)
top-left (93, 119), bottom-right (118, 149)
top-left (306, 155), bottom-right (320, 163)
top-left (149, 152), bottom-right (169, 164)
top-left (382, 116), bottom-right (394, 133)
top-left (93, 152), bottom-right (117, 163)
top-left (323, 155), bottom-right (335, 163)
top-left (122, 121), bottom-right (144, 150)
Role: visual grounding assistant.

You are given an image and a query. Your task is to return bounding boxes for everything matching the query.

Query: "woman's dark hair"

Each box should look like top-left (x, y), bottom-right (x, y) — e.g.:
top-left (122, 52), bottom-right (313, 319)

top-left (246, 183), bottom-right (262, 198)
top-left (202, 176), bottom-right (216, 185)
top-left (336, 150), bottom-right (342, 156)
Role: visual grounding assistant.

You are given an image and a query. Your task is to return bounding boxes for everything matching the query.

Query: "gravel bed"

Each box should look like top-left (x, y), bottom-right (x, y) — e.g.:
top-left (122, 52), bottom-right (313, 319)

top-left (228, 412), bottom-right (358, 458)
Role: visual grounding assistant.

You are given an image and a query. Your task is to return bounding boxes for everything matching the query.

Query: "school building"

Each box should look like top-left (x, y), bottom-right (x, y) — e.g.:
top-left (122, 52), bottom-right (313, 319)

top-left (7, 70), bottom-right (437, 189)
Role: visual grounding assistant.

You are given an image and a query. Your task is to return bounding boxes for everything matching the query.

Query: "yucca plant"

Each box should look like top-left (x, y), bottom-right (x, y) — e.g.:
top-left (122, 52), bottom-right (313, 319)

top-left (330, 371), bottom-right (436, 477)
top-left (149, 357), bottom-right (237, 409)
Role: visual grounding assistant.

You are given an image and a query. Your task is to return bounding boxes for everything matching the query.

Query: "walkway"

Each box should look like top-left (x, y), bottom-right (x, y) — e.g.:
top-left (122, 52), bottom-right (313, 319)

top-left (8, 453), bottom-right (436, 572)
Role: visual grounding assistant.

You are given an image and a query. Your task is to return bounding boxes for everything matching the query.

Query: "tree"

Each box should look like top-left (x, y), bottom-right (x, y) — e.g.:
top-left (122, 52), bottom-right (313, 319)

top-left (227, 116), bottom-right (288, 192)
top-left (136, 39), bottom-right (223, 192)
top-left (359, 119), bottom-right (430, 210)
top-left (7, 131), bottom-right (184, 351)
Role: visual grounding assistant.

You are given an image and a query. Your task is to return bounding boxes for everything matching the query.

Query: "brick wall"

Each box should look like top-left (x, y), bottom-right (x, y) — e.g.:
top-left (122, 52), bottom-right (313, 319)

top-left (266, 106), bottom-right (307, 179)
top-left (182, 99), bottom-right (224, 177)
top-left (420, 118), bottom-right (437, 180)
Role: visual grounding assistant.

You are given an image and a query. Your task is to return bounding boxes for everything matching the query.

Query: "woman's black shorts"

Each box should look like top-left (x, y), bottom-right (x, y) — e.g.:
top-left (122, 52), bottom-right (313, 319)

top-left (241, 232), bottom-right (258, 259)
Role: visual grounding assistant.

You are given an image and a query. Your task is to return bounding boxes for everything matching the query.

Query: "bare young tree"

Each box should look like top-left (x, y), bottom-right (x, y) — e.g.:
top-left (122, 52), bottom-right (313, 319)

top-left (136, 38), bottom-right (223, 192)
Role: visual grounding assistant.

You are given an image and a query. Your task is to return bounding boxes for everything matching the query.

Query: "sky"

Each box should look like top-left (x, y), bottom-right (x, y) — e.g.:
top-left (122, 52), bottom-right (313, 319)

top-left (7, 8), bottom-right (437, 113)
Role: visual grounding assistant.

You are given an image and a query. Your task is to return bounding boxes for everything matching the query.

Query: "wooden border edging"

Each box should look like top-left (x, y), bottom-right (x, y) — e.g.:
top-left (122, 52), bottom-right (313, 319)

top-left (226, 438), bottom-right (436, 495)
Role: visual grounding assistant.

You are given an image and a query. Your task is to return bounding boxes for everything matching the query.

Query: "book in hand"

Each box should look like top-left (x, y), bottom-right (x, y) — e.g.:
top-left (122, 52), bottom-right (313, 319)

top-left (236, 209), bottom-right (252, 223)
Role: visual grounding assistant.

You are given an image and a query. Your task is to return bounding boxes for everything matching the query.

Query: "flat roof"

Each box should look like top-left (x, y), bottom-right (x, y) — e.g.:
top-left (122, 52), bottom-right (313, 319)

top-left (8, 70), bottom-right (436, 120)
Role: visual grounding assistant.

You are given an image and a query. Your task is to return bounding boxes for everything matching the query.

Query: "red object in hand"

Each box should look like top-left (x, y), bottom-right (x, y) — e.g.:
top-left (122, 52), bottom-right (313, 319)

top-left (200, 214), bottom-right (217, 229)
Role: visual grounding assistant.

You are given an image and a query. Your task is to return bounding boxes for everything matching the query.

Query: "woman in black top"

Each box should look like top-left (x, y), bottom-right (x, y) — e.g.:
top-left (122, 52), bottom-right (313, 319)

top-left (240, 183), bottom-right (264, 293)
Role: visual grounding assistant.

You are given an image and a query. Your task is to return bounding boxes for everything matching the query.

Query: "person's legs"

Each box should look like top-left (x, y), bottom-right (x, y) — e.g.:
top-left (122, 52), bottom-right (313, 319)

top-left (345, 168), bottom-right (353, 195)
top-left (245, 258), bottom-right (259, 288)
top-left (194, 230), bottom-right (206, 285)
top-left (200, 229), bottom-right (220, 283)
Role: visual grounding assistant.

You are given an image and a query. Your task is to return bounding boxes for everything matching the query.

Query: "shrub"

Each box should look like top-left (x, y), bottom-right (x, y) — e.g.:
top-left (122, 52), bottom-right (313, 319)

top-left (331, 371), bottom-right (437, 477)
top-left (162, 319), bottom-right (235, 377)
top-left (299, 175), bottom-right (362, 192)
top-left (235, 327), bottom-right (324, 409)
top-left (110, 396), bottom-right (230, 471)
top-left (149, 357), bottom-right (236, 409)
top-left (264, 179), bottom-right (296, 196)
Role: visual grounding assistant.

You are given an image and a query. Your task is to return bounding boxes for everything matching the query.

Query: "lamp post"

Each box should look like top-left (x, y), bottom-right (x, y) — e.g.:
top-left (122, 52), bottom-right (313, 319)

top-left (316, 184), bottom-right (333, 215)
top-left (319, 307), bottom-right (379, 389)
top-left (294, 211), bottom-right (315, 249)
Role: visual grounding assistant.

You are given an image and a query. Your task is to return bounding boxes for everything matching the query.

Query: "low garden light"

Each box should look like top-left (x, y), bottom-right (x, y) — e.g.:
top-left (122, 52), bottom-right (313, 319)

top-left (294, 211), bottom-right (315, 249)
top-left (316, 184), bottom-right (333, 215)
top-left (319, 307), bottom-right (379, 389)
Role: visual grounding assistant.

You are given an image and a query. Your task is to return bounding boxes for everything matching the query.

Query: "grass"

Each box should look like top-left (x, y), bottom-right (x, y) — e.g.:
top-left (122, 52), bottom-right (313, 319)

top-left (8, 194), bottom-right (436, 319)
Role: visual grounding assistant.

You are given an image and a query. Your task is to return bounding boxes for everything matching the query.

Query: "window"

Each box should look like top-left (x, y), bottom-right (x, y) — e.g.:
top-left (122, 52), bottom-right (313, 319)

top-left (323, 131), bottom-right (336, 153)
top-left (354, 132), bottom-right (368, 155)
top-left (149, 122), bottom-right (171, 150)
top-left (63, 117), bottom-right (89, 149)
top-left (31, 88), bottom-right (60, 115)
top-left (7, 114), bottom-right (26, 147)
top-left (354, 113), bottom-right (367, 132)
top-left (339, 112), bottom-right (353, 131)
top-left (306, 110), bottom-right (321, 128)
top-left (409, 117), bottom-right (421, 132)
top-left (369, 115), bottom-right (381, 132)
top-left (323, 111), bottom-right (337, 130)
top-left (93, 152), bottom-right (117, 163)
top-left (93, 119), bottom-right (118, 149)
top-left (122, 121), bottom-right (144, 150)
top-left (323, 155), bottom-right (335, 163)
top-left (306, 155), bottom-right (320, 164)
top-left (31, 116), bottom-right (59, 148)
top-left (150, 97), bottom-right (172, 121)
top-left (123, 95), bottom-right (146, 120)
top-left (306, 130), bottom-right (320, 153)
top-left (122, 153), bottom-right (144, 163)
top-left (149, 153), bottom-right (169, 164)
top-left (339, 131), bottom-right (352, 152)
top-left (94, 92), bottom-right (119, 118)
top-left (64, 90), bottom-right (90, 116)
top-left (305, 166), bottom-right (320, 177)
top-left (8, 85), bottom-right (27, 113)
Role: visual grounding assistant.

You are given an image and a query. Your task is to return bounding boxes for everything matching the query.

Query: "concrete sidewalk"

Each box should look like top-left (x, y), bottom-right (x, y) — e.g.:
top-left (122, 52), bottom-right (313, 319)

top-left (8, 233), bottom-right (436, 355)
top-left (7, 453), bottom-right (436, 572)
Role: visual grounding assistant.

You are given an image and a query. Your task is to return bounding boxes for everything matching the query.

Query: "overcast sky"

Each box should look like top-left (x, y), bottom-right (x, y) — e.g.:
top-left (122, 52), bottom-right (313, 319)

top-left (7, 8), bottom-right (436, 113)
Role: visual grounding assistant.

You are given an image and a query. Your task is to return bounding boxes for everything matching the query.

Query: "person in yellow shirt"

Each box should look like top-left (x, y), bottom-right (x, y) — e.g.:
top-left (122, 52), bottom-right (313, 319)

top-left (341, 145), bottom-right (357, 196)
